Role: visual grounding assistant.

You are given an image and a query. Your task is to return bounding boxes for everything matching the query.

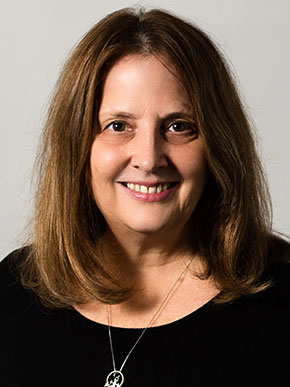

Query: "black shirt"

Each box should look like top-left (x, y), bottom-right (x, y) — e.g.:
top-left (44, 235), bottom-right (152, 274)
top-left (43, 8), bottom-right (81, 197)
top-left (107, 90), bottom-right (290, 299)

top-left (1, 249), bottom-right (290, 387)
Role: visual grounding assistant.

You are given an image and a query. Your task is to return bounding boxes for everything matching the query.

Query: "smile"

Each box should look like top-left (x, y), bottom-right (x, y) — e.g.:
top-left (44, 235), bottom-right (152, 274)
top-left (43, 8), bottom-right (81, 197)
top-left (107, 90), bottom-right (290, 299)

top-left (122, 182), bottom-right (176, 194)
top-left (119, 182), bottom-right (178, 202)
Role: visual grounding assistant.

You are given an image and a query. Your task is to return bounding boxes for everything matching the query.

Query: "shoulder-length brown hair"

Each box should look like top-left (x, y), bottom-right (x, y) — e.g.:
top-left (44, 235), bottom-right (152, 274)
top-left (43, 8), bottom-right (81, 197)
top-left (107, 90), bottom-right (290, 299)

top-left (20, 7), bottom-right (288, 308)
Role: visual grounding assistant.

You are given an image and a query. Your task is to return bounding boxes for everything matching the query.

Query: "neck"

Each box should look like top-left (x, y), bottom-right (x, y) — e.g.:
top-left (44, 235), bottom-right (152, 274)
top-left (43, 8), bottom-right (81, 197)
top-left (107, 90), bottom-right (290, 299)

top-left (100, 221), bottom-right (197, 274)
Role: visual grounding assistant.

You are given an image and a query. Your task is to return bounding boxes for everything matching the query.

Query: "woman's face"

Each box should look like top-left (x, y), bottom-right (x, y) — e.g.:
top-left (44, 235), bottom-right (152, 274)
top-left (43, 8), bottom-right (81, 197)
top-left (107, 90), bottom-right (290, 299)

top-left (90, 55), bottom-right (208, 236)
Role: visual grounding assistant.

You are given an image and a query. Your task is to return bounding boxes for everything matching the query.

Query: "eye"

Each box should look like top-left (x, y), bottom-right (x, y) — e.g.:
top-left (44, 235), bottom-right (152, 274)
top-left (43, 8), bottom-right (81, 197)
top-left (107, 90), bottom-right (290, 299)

top-left (167, 121), bottom-right (197, 134)
top-left (104, 121), bottom-right (128, 132)
top-left (164, 120), bottom-right (198, 144)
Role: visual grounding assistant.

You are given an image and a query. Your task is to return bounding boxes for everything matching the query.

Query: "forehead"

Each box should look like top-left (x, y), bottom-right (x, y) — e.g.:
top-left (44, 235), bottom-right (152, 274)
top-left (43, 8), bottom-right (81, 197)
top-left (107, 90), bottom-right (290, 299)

top-left (99, 54), bottom-right (193, 117)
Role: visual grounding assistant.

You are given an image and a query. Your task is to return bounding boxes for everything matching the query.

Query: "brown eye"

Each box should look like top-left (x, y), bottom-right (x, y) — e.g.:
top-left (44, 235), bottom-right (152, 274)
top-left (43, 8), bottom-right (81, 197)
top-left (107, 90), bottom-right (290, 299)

top-left (169, 122), bottom-right (187, 132)
top-left (168, 121), bottom-right (197, 134)
top-left (164, 121), bottom-right (198, 144)
top-left (106, 121), bottom-right (127, 132)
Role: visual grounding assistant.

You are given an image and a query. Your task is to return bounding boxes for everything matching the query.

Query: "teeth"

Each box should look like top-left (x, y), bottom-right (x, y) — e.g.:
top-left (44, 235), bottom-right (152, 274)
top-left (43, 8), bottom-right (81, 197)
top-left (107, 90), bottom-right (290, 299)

top-left (125, 183), bottom-right (173, 193)
top-left (140, 185), bottom-right (148, 193)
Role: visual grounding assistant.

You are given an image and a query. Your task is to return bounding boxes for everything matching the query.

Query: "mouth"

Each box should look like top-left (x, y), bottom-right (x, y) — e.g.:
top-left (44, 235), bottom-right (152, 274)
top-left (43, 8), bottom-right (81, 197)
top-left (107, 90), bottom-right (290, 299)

top-left (120, 182), bottom-right (178, 194)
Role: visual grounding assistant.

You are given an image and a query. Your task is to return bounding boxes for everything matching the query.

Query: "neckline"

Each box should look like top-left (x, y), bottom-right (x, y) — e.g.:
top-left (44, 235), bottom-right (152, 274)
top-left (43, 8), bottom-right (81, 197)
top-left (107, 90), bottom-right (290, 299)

top-left (70, 293), bottom-right (220, 332)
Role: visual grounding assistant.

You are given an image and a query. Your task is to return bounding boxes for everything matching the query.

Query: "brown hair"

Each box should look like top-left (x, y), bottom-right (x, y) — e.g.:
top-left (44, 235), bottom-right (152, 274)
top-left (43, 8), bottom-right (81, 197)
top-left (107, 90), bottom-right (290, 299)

top-left (20, 7), bottom-right (288, 308)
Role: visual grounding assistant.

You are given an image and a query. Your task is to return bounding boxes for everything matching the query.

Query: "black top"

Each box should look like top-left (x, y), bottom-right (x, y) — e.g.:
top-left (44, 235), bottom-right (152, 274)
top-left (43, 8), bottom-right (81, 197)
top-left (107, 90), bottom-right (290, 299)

top-left (1, 249), bottom-right (290, 387)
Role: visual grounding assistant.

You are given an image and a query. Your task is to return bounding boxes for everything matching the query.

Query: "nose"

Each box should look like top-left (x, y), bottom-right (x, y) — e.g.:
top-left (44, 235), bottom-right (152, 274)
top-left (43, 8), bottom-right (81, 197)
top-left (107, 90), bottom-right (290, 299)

top-left (130, 126), bottom-right (168, 173)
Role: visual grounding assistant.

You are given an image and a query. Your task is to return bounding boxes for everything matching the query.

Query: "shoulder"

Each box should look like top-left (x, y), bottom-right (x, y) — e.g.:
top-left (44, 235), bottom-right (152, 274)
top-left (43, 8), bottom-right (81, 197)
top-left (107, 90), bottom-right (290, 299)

top-left (267, 233), bottom-right (290, 264)
top-left (263, 260), bottom-right (290, 304)
top-left (264, 232), bottom-right (290, 299)
top-left (212, 260), bottom-right (290, 324)
top-left (227, 260), bottom-right (290, 324)
top-left (0, 246), bottom-right (30, 288)
top-left (263, 234), bottom-right (290, 303)
top-left (0, 247), bottom-right (38, 321)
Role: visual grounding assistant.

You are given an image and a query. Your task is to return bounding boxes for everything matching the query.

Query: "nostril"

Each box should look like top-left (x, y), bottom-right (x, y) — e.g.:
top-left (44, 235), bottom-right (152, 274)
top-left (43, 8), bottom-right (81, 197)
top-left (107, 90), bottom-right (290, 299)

top-left (130, 141), bottom-right (168, 172)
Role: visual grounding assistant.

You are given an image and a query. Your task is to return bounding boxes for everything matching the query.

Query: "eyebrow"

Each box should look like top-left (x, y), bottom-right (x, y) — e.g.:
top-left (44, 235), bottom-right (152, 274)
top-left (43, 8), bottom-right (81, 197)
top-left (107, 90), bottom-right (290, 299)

top-left (99, 111), bottom-right (137, 120)
top-left (99, 110), bottom-right (194, 121)
top-left (163, 111), bottom-right (194, 121)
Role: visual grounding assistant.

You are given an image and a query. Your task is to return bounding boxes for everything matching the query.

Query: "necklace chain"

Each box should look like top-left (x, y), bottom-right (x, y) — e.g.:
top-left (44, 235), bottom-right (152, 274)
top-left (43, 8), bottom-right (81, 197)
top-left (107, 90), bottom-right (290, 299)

top-left (106, 255), bottom-right (194, 375)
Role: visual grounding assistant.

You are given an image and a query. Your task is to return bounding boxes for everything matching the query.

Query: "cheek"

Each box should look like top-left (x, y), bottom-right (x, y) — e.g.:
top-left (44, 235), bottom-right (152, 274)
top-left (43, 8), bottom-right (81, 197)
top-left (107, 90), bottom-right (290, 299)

top-left (180, 148), bottom-right (208, 218)
top-left (179, 146), bottom-right (208, 186)
top-left (90, 140), bottom-right (123, 184)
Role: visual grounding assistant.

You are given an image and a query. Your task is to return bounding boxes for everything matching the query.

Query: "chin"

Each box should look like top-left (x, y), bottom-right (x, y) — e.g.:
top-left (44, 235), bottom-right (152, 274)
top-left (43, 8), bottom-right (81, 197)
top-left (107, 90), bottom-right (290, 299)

top-left (124, 216), bottom-right (178, 235)
top-left (127, 225), bottom-right (165, 234)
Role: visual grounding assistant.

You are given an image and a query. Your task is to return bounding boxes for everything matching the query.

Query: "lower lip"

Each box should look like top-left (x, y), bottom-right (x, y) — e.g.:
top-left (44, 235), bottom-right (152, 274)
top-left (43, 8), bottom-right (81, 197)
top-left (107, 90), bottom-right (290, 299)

top-left (119, 184), bottom-right (178, 202)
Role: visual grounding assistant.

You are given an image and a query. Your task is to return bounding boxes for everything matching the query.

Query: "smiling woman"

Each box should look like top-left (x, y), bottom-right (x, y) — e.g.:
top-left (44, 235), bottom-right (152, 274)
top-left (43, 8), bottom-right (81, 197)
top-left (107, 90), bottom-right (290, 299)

top-left (1, 7), bottom-right (290, 387)
top-left (91, 55), bottom-right (207, 235)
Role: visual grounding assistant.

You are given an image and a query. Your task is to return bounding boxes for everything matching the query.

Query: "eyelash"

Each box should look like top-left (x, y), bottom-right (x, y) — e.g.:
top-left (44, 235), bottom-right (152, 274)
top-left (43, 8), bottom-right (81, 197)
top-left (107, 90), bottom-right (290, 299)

top-left (104, 120), bottom-right (197, 134)
top-left (105, 121), bottom-right (129, 132)
top-left (167, 121), bottom-right (196, 133)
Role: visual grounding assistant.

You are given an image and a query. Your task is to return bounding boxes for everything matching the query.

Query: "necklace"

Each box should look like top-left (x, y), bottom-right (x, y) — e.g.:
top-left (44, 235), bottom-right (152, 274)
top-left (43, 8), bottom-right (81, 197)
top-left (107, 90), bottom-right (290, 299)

top-left (104, 255), bottom-right (194, 387)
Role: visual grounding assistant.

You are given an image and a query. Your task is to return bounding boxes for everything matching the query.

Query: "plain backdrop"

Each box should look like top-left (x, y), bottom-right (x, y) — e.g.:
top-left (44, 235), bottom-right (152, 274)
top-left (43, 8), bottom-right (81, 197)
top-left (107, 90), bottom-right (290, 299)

top-left (1, 0), bottom-right (289, 259)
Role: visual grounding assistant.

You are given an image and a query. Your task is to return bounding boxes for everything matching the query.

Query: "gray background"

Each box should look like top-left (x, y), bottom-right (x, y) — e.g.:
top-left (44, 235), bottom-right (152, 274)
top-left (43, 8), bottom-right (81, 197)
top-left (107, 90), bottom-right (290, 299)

top-left (1, 0), bottom-right (289, 259)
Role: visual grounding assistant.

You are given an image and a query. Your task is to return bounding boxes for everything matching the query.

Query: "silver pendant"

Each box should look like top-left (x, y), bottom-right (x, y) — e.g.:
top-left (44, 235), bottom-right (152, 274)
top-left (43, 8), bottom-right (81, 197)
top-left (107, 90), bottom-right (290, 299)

top-left (104, 370), bottom-right (125, 387)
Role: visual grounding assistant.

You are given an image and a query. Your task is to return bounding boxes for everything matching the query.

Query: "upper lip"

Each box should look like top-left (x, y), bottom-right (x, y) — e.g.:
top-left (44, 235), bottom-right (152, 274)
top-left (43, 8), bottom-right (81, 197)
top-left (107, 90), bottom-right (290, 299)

top-left (118, 181), bottom-right (178, 187)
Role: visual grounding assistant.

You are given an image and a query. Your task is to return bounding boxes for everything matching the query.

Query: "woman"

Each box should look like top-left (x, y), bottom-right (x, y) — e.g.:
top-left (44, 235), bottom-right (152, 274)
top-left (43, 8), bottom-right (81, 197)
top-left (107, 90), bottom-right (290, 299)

top-left (1, 7), bottom-right (290, 387)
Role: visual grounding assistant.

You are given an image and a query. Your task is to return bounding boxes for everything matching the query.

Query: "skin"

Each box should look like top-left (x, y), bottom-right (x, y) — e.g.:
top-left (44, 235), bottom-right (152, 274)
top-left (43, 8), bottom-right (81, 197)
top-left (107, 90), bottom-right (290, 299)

top-left (76, 55), bottom-right (219, 327)
top-left (91, 55), bottom-right (207, 260)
